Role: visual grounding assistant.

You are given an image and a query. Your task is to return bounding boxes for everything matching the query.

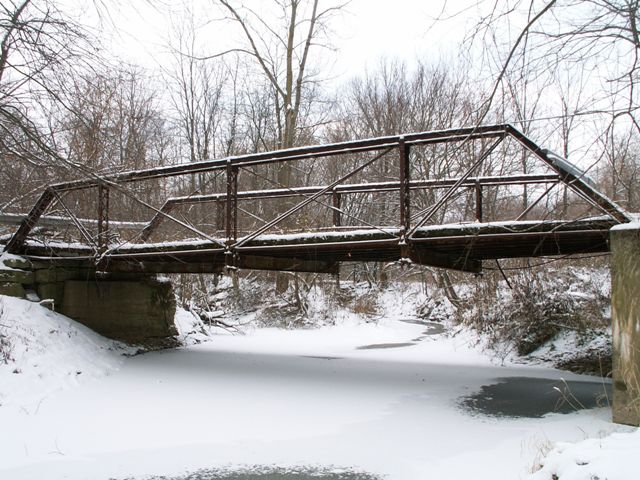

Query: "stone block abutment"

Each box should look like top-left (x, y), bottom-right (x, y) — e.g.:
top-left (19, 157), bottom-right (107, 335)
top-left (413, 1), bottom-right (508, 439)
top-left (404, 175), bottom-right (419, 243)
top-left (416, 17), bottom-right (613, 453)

top-left (0, 255), bottom-right (177, 346)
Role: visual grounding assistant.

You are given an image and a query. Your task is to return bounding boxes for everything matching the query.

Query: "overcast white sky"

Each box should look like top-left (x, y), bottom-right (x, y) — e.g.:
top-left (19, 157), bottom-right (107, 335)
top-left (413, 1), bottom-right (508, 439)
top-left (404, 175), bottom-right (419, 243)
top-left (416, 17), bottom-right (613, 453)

top-left (50, 0), bottom-right (634, 167)
top-left (80, 0), bottom-right (477, 83)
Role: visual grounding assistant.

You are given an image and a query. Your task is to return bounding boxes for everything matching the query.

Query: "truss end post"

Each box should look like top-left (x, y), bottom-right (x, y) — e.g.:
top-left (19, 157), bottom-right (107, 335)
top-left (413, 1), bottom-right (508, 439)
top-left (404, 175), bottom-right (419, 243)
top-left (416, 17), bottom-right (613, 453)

top-left (5, 187), bottom-right (56, 254)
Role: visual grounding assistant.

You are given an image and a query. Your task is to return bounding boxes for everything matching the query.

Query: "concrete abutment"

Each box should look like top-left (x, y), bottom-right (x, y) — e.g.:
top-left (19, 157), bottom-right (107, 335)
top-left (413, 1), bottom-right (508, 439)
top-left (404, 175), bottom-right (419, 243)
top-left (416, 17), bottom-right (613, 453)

top-left (60, 277), bottom-right (177, 345)
top-left (610, 224), bottom-right (640, 426)
top-left (0, 256), bottom-right (177, 346)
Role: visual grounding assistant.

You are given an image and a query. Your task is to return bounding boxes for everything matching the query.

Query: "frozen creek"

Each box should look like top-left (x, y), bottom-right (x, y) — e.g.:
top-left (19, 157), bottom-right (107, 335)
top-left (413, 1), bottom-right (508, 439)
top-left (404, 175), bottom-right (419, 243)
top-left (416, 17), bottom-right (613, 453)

top-left (0, 310), bottom-right (621, 480)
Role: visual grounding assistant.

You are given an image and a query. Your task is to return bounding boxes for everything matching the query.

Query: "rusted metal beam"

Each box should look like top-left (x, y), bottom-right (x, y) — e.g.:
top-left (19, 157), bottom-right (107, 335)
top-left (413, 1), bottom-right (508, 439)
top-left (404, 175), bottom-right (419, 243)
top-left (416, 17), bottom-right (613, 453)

top-left (408, 248), bottom-right (481, 273)
top-left (99, 260), bottom-right (226, 275)
top-left (409, 228), bottom-right (610, 245)
top-left (332, 191), bottom-right (341, 227)
top-left (138, 174), bottom-right (561, 206)
top-left (225, 164), bottom-right (238, 267)
top-left (226, 165), bottom-right (238, 242)
top-left (399, 138), bottom-right (411, 233)
top-left (234, 237), bottom-right (400, 253)
top-left (5, 188), bottom-right (56, 254)
top-left (97, 184), bottom-right (110, 251)
top-left (236, 255), bottom-right (338, 274)
top-left (50, 124), bottom-right (511, 191)
top-left (0, 213), bottom-right (146, 230)
top-left (216, 199), bottom-right (224, 232)
top-left (474, 180), bottom-right (483, 222)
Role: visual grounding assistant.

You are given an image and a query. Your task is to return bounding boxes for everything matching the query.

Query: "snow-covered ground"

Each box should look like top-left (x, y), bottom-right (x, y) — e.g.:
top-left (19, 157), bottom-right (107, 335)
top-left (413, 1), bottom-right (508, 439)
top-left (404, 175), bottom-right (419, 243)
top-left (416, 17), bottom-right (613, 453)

top-left (0, 296), bottom-right (131, 409)
top-left (532, 429), bottom-right (640, 480)
top-left (0, 295), bottom-right (637, 479)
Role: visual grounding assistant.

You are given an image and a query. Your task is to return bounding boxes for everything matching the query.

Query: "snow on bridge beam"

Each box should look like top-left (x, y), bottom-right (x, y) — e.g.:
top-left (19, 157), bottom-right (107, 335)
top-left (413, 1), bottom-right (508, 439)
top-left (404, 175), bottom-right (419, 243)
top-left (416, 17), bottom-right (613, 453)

top-left (0, 212), bottom-right (145, 230)
top-left (49, 124), bottom-right (512, 191)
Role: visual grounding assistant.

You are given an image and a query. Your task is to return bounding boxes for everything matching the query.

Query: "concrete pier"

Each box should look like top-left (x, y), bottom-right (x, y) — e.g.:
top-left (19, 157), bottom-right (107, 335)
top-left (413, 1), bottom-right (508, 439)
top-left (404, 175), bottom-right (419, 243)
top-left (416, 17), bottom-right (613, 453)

top-left (60, 277), bottom-right (177, 345)
top-left (1, 254), bottom-right (177, 346)
top-left (610, 223), bottom-right (640, 426)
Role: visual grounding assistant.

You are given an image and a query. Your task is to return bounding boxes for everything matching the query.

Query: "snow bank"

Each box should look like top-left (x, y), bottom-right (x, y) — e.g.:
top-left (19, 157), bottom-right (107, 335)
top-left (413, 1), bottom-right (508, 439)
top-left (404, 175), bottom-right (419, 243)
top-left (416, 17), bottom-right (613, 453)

top-left (0, 292), bottom-right (626, 480)
top-left (531, 428), bottom-right (639, 479)
top-left (0, 295), bottom-right (131, 409)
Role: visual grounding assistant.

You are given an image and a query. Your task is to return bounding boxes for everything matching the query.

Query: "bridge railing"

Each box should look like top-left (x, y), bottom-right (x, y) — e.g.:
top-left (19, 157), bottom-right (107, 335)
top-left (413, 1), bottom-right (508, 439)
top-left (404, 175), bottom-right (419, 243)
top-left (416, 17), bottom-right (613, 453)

top-left (137, 173), bottom-right (562, 242)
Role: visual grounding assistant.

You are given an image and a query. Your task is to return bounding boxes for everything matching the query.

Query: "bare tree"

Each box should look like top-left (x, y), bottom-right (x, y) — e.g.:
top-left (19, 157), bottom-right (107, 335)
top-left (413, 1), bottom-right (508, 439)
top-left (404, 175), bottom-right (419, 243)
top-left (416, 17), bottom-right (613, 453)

top-left (55, 69), bottom-right (170, 220)
top-left (164, 9), bottom-right (232, 211)
top-left (62, 70), bottom-right (165, 173)
top-left (463, 0), bottom-right (640, 130)
top-left (0, 0), bottom-right (96, 167)
top-left (167, 12), bottom-right (227, 165)
top-left (598, 125), bottom-right (640, 209)
top-left (212, 0), bottom-right (344, 294)
top-left (217, 0), bottom-right (340, 150)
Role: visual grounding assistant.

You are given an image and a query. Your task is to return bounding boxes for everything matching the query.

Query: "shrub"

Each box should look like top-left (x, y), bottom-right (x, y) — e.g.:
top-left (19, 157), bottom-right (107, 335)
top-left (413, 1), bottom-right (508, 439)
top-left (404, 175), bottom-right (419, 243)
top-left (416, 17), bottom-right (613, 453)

top-left (0, 303), bottom-right (12, 364)
top-left (457, 265), bottom-right (610, 358)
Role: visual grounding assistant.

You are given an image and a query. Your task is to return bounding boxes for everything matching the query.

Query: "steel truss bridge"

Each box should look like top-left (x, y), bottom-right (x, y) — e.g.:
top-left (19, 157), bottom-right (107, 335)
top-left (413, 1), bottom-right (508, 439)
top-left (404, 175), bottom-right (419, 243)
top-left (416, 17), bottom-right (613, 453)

top-left (3, 124), bottom-right (632, 274)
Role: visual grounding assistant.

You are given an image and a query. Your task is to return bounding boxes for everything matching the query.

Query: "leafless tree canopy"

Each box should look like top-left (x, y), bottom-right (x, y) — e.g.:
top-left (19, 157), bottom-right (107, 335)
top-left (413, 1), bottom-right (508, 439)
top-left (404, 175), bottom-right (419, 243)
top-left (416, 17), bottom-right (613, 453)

top-left (0, 0), bottom-right (97, 161)
top-left (466, 1), bottom-right (640, 128)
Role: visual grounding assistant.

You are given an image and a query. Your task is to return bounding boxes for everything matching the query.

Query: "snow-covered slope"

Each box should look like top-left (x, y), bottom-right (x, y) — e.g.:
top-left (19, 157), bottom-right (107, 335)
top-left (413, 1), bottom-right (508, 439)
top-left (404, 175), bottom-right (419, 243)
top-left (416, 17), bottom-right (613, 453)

top-left (1, 291), bottom-right (635, 480)
top-left (0, 295), bottom-right (131, 409)
top-left (532, 429), bottom-right (640, 479)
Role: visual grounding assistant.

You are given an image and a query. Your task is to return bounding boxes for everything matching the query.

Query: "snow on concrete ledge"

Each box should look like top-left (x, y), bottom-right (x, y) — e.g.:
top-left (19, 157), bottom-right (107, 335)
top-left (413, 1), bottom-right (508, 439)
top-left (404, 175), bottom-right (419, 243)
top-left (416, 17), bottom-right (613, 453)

top-left (610, 220), bottom-right (640, 231)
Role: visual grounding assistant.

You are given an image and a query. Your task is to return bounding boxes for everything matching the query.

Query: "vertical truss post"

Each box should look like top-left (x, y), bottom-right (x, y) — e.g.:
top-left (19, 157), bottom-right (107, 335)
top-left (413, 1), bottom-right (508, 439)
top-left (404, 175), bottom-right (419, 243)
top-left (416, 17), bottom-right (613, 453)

top-left (475, 180), bottom-right (483, 222)
top-left (332, 191), bottom-right (341, 227)
top-left (399, 138), bottom-right (411, 233)
top-left (216, 199), bottom-right (224, 233)
top-left (331, 190), bottom-right (342, 282)
top-left (225, 163), bottom-right (238, 267)
top-left (97, 184), bottom-right (110, 251)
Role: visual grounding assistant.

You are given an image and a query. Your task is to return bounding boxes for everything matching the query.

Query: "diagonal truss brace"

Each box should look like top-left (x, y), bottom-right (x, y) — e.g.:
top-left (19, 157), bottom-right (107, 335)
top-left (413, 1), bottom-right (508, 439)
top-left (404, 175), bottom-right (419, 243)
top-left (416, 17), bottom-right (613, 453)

top-left (232, 147), bottom-right (395, 249)
top-left (408, 136), bottom-right (505, 238)
top-left (506, 125), bottom-right (632, 223)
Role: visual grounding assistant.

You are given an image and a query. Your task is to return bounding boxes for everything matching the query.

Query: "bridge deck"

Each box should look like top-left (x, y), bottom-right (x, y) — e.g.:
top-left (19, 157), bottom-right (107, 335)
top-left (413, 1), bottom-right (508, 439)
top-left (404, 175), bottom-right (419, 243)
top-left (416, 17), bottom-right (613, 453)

top-left (19, 218), bottom-right (614, 274)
